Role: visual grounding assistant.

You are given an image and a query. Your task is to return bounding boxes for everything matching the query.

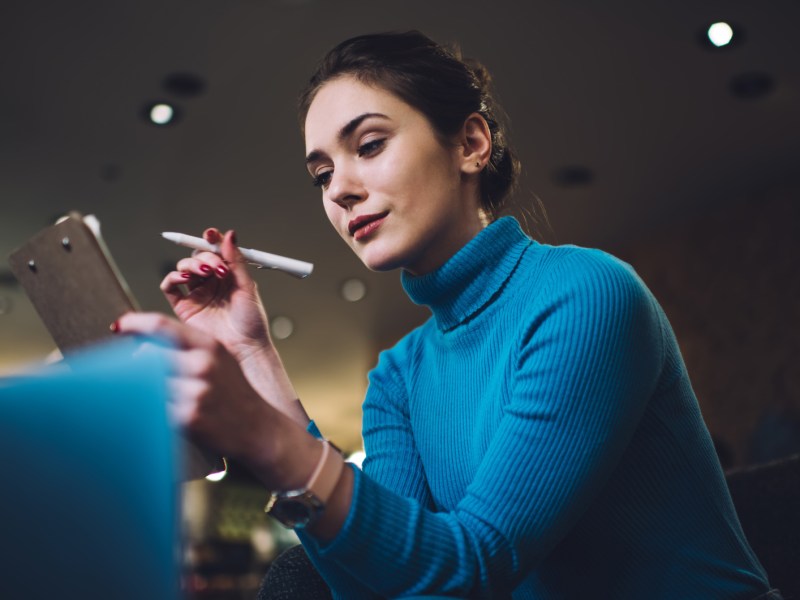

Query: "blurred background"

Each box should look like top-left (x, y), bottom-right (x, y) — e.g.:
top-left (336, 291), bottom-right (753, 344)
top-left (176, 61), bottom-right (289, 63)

top-left (1, 0), bottom-right (799, 597)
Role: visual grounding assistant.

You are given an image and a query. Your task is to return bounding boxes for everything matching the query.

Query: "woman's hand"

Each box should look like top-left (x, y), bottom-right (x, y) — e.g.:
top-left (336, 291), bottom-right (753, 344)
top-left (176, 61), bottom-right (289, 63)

top-left (160, 228), bottom-right (307, 426)
top-left (116, 312), bottom-right (269, 457)
top-left (116, 311), bottom-right (353, 538)
top-left (161, 229), bottom-right (270, 363)
top-left (114, 312), bottom-right (311, 485)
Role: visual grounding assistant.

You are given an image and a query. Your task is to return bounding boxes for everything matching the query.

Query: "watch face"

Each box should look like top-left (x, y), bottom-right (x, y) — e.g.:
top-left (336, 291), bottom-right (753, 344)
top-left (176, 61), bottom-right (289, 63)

top-left (268, 492), bottom-right (324, 529)
top-left (272, 499), bottom-right (313, 528)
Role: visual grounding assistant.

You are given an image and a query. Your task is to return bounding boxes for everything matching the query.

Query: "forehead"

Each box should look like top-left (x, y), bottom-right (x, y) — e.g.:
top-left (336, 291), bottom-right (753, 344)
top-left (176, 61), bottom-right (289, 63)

top-left (304, 76), bottom-right (411, 149)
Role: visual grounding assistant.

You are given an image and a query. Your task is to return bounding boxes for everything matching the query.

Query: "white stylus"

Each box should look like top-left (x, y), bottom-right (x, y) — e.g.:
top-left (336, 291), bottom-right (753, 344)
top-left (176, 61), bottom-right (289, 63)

top-left (162, 232), bottom-right (314, 279)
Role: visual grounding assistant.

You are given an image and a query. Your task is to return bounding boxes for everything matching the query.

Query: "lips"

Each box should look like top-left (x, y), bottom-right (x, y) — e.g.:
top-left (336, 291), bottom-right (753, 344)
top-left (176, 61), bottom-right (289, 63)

top-left (348, 211), bottom-right (389, 239)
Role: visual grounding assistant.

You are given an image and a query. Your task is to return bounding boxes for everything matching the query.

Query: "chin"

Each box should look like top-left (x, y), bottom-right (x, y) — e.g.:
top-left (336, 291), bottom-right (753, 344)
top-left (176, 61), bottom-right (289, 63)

top-left (356, 245), bottom-right (407, 273)
top-left (360, 256), bottom-right (403, 273)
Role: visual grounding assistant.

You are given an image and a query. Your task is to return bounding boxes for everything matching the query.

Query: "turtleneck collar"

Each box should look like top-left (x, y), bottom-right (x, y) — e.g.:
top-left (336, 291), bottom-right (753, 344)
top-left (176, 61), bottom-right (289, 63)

top-left (401, 217), bottom-right (532, 331)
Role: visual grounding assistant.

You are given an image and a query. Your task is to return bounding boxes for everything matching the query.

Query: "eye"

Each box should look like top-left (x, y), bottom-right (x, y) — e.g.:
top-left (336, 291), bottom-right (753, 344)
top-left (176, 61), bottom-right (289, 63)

top-left (357, 138), bottom-right (385, 157)
top-left (312, 170), bottom-right (332, 189)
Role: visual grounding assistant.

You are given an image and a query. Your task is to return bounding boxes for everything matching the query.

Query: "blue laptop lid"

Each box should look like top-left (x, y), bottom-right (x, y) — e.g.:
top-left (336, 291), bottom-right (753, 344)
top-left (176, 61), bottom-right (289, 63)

top-left (0, 338), bottom-right (179, 600)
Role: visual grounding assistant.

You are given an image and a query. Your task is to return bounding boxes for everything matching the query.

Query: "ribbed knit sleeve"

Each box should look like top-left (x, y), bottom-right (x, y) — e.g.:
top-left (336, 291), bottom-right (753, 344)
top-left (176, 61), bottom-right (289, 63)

top-left (298, 336), bottom-right (436, 599)
top-left (360, 335), bottom-right (436, 508)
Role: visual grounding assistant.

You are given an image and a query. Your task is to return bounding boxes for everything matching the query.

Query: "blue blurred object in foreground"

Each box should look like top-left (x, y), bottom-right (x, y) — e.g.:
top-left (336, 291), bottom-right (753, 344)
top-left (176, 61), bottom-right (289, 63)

top-left (0, 337), bottom-right (179, 600)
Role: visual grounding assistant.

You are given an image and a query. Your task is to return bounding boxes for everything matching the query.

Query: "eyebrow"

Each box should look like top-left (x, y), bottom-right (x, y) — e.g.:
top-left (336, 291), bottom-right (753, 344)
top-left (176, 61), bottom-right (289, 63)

top-left (305, 112), bottom-right (390, 165)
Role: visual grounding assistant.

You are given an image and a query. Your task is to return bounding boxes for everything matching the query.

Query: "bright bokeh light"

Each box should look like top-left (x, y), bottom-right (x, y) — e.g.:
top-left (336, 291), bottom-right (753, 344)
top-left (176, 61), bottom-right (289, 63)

top-left (205, 468), bottom-right (227, 482)
top-left (149, 103), bottom-right (175, 125)
top-left (271, 316), bottom-right (294, 340)
top-left (707, 22), bottom-right (734, 47)
top-left (341, 278), bottom-right (367, 302)
top-left (347, 450), bottom-right (366, 469)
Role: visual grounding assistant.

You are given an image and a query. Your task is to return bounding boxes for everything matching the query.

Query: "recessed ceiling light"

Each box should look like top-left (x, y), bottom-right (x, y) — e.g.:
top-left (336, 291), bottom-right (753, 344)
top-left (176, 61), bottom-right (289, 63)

top-left (341, 278), bottom-right (367, 302)
top-left (143, 101), bottom-right (180, 126)
top-left (707, 22), bottom-right (734, 47)
top-left (698, 21), bottom-right (744, 50)
top-left (150, 103), bottom-right (174, 124)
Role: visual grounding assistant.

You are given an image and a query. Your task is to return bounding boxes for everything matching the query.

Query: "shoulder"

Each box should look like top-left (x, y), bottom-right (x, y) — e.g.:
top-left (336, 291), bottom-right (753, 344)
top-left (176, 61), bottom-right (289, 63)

top-left (513, 243), bottom-right (664, 359)
top-left (518, 242), bottom-right (652, 313)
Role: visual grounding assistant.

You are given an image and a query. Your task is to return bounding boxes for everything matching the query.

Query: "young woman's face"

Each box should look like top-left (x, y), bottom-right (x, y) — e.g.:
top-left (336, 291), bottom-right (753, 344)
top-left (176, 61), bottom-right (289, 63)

top-left (304, 76), bottom-right (485, 275)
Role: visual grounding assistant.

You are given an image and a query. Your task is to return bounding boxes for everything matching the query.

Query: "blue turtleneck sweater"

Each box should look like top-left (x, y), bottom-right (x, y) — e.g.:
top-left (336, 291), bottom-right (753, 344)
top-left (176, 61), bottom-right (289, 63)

top-left (300, 217), bottom-right (770, 599)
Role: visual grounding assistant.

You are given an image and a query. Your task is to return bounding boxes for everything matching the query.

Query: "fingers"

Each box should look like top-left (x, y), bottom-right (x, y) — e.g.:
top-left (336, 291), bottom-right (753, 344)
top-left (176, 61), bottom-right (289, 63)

top-left (160, 247), bottom-right (232, 308)
top-left (166, 376), bottom-right (202, 426)
top-left (115, 312), bottom-right (214, 350)
top-left (203, 228), bottom-right (222, 244)
top-left (168, 226), bottom-right (245, 281)
top-left (178, 254), bottom-right (231, 279)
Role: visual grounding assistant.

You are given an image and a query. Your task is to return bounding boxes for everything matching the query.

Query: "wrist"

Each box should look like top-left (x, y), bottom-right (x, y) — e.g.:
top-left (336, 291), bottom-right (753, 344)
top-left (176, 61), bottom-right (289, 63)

top-left (236, 345), bottom-right (308, 426)
top-left (230, 337), bottom-right (275, 367)
top-left (243, 411), bottom-right (316, 489)
top-left (265, 439), bottom-right (345, 530)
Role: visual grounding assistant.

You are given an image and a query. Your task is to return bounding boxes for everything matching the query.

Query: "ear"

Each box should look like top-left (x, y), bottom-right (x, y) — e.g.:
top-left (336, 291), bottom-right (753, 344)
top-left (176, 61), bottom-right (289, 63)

top-left (457, 113), bottom-right (492, 175)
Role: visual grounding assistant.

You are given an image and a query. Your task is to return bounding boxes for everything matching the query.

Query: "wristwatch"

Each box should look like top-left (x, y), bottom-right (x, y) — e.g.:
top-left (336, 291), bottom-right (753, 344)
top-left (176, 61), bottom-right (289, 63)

top-left (265, 440), bottom-right (345, 529)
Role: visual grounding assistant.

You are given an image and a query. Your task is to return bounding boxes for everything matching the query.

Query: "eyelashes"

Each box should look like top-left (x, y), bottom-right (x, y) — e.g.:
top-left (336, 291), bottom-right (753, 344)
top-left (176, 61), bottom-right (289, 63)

top-left (312, 172), bottom-right (332, 188)
top-left (357, 138), bottom-right (385, 157)
top-left (311, 138), bottom-right (387, 189)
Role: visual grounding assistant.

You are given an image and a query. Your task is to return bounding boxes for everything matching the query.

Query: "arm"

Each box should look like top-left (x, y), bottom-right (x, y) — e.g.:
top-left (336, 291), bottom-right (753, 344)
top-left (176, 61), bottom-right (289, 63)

top-left (299, 337), bottom-right (435, 599)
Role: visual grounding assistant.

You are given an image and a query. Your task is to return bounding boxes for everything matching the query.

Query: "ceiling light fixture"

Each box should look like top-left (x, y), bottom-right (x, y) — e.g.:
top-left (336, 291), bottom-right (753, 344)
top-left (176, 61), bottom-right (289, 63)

top-left (149, 103), bottom-right (174, 125)
top-left (142, 101), bottom-right (180, 126)
top-left (698, 21), bottom-right (743, 50)
top-left (707, 22), bottom-right (734, 47)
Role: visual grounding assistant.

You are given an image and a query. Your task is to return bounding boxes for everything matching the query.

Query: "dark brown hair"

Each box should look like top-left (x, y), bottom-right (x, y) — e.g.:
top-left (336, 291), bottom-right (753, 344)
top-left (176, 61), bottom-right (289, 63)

top-left (298, 31), bottom-right (520, 220)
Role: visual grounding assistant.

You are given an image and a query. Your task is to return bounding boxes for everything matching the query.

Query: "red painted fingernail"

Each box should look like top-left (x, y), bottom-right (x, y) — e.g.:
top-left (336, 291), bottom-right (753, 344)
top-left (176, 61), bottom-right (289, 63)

top-left (109, 320), bottom-right (119, 333)
top-left (181, 271), bottom-right (192, 279)
top-left (199, 264), bottom-right (212, 274)
top-left (216, 266), bottom-right (229, 277)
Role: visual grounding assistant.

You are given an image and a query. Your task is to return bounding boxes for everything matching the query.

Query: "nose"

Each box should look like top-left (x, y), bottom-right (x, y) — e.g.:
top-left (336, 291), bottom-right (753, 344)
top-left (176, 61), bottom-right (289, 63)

top-left (327, 163), bottom-right (366, 209)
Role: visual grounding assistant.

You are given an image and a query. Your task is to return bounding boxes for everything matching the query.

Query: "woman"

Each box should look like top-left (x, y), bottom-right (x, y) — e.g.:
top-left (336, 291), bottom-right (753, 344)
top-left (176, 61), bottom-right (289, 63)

top-left (117, 31), bottom-right (778, 599)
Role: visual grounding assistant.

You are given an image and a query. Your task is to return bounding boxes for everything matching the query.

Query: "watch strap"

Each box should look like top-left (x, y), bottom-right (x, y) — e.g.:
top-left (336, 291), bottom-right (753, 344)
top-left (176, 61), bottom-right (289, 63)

top-left (304, 440), bottom-right (344, 506)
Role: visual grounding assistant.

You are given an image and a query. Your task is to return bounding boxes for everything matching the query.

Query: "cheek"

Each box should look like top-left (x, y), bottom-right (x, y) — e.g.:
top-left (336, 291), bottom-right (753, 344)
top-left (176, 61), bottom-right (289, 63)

top-left (372, 148), bottom-right (442, 200)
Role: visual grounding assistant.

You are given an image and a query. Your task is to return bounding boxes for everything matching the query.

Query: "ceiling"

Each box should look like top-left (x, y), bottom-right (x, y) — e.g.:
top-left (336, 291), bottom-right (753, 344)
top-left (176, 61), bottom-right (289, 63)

top-left (1, 0), bottom-right (798, 450)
